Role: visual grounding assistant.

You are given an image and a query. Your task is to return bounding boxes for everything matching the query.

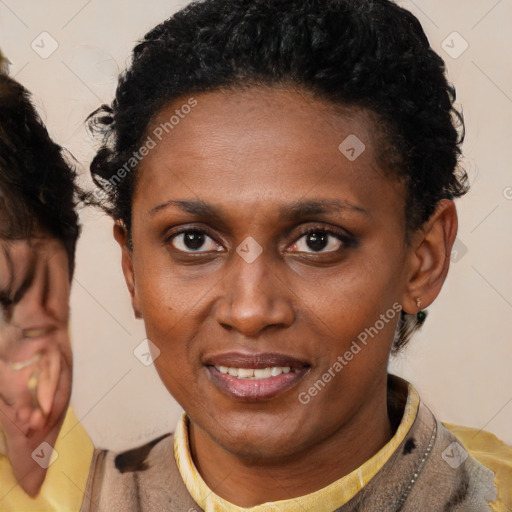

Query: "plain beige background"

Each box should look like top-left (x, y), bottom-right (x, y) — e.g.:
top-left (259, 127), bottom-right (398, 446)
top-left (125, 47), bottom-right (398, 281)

top-left (0, 0), bottom-right (511, 450)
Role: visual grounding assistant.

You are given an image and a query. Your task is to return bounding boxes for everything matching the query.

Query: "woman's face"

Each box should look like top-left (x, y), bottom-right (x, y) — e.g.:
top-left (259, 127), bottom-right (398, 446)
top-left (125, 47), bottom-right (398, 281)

top-left (0, 236), bottom-right (72, 435)
top-left (123, 87), bottom-right (415, 459)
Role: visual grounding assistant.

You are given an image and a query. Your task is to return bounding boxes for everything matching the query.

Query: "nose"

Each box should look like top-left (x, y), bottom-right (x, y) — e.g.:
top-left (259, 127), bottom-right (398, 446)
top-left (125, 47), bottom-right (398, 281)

top-left (214, 250), bottom-right (295, 337)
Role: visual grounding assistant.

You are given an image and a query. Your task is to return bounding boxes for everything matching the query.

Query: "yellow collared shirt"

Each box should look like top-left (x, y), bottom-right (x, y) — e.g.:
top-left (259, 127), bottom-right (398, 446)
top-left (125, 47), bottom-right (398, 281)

top-left (174, 383), bottom-right (512, 512)
top-left (174, 384), bottom-right (421, 512)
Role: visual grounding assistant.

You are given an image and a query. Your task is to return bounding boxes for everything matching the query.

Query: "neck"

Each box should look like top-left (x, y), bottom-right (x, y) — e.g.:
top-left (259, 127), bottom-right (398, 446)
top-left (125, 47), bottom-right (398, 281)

top-left (189, 383), bottom-right (394, 507)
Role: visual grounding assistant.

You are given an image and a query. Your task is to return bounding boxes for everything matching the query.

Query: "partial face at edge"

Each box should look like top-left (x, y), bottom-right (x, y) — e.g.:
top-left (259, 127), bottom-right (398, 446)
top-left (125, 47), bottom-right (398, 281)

top-left (121, 87), bottom-right (416, 459)
top-left (0, 236), bottom-right (72, 437)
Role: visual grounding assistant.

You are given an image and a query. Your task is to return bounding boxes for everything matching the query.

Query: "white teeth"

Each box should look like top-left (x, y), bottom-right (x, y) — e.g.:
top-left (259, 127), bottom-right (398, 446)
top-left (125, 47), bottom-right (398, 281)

top-left (214, 366), bottom-right (292, 379)
top-left (270, 367), bottom-right (282, 377)
top-left (254, 368), bottom-right (272, 379)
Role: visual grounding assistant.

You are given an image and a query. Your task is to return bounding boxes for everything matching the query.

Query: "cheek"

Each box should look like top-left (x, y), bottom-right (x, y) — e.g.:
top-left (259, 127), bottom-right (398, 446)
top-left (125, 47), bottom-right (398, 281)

top-left (49, 279), bottom-right (71, 326)
top-left (134, 251), bottom-right (178, 313)
top-left (134, 241), bottom-right (199, 306)
top-left (294, 256), bottom-right (401, 334)
top-left (46, 251), bottom-right (72, 325)
top-left (134, 258), bottom-right (203, 369)
top-left (288, 255), bottom-right (403, 386)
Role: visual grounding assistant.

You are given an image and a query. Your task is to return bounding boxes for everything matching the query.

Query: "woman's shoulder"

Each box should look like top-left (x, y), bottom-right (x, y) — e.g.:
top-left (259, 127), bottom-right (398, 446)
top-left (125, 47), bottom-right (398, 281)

top-left (80, 432), bottom-right (198, 512)
top-left (443, 422), bottom-right (512, 512)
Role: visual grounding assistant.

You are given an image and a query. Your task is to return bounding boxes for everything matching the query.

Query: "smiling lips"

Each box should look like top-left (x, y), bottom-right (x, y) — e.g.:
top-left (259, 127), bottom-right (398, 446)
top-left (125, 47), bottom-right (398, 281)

top-left (205, 352), bottom-right (310, 401)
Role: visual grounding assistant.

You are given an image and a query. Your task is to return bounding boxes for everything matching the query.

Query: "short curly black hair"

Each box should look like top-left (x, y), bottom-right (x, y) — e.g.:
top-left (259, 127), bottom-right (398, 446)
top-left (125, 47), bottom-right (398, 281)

top-left (0, 73), bottom-right (81, 277)
top-left (88, 0), bottom-right (468, 350)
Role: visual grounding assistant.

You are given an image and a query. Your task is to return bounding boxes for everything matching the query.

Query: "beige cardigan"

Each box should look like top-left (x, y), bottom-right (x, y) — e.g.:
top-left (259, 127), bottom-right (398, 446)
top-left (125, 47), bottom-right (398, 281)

top-left (80, 379), bottom-right (498, 512)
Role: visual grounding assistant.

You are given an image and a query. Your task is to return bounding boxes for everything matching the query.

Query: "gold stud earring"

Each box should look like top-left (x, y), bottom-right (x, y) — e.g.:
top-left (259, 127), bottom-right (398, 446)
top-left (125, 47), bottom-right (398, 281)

top-left (416, 297), bottom-right (422, 309)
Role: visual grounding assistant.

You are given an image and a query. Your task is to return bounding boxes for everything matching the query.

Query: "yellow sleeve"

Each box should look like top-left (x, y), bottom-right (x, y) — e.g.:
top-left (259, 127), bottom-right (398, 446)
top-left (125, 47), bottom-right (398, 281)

top-left (444, 423), bottom-right (512, 512)
top-left (0, 408), bottom-right (94, 512)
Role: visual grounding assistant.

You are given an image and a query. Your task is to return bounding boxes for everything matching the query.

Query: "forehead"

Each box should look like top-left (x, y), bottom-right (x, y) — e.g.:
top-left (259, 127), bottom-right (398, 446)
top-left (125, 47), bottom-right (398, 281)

top-left (134, 87), bottom-right (404, 219)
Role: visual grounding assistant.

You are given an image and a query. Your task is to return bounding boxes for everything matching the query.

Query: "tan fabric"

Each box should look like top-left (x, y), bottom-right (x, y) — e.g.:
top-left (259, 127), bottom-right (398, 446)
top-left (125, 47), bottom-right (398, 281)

top-left (81, 433), bottom-right (198, 512)
top-left (81, 376), bottom-right (500, 512)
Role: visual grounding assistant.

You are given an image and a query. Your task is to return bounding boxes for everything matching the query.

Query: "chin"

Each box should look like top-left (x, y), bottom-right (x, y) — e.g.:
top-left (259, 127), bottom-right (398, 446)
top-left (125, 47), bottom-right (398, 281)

top-left (223, 436), bottom-right (301, 462)
top-left (205, 410), bottom-right (311, 461)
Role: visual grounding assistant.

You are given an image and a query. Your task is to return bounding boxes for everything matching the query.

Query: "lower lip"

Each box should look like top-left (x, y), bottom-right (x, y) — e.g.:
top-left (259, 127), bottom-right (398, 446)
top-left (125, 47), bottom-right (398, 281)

top-left (207, 366), bottom-right (309, 401)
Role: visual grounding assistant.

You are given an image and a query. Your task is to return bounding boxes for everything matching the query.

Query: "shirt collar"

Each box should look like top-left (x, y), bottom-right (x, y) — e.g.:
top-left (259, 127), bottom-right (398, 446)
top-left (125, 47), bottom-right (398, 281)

top-left (174, 375), bottom-right (420, 512)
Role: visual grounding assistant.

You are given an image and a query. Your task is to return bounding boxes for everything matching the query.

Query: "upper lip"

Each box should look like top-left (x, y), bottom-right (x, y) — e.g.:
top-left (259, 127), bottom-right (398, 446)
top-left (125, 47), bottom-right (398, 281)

top-left (204, 352), bottom-right (310, 369)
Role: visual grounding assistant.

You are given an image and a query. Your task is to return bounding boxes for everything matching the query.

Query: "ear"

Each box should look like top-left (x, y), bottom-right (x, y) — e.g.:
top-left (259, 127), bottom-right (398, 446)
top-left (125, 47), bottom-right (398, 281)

top-left (113, 222), bottom-right (142, 319)
top-left (401, 199), bottom-right (458, 313)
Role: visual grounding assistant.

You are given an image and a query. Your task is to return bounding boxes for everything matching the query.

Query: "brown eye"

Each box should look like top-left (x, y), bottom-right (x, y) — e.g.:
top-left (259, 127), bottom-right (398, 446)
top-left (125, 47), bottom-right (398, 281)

top-left (288, 230), bottom-right (344, 254)
top-left (169, 230), bottom-right (222, 253)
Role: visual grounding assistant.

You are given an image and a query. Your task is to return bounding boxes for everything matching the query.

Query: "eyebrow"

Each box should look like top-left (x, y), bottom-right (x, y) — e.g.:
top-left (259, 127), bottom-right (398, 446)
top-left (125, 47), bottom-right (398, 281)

top-left (148, 198), bottom-right (369, 220)
top-left (280, 199), bottom-right (369, 220)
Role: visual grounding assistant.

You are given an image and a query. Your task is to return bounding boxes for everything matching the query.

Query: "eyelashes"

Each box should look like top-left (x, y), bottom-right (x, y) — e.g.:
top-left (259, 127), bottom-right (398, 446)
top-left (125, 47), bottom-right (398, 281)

top-left (168, 229), bottom-right (223, 253)
top-left (164, 225), bottom-right (355, 256)
top-left (286, 227), bottom-right (355, 254)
